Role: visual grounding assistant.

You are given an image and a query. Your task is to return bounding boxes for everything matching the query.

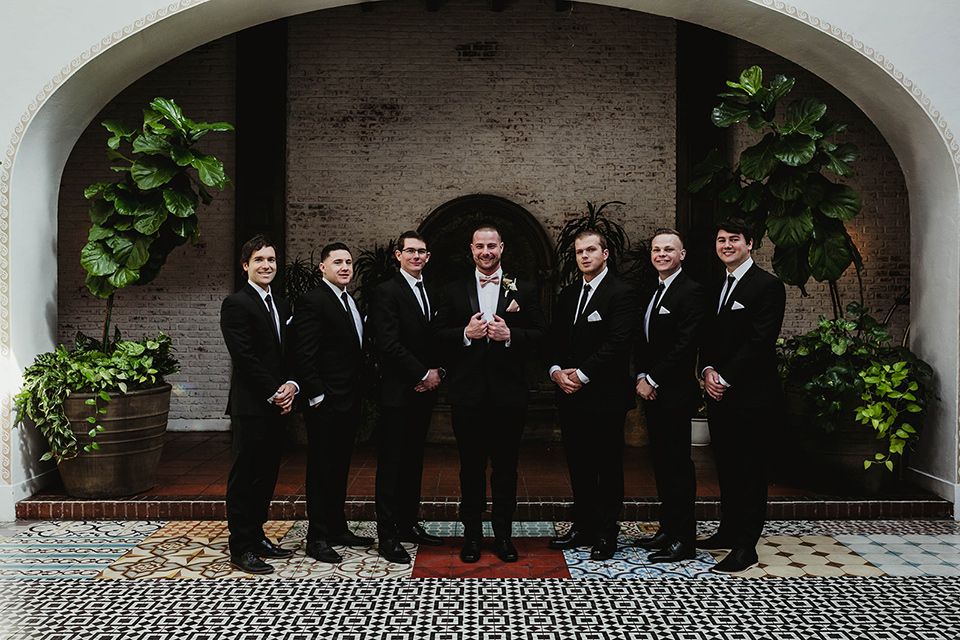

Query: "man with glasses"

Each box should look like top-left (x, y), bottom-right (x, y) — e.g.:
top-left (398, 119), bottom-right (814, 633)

top-left (369, 231), bottom-right (446, 563)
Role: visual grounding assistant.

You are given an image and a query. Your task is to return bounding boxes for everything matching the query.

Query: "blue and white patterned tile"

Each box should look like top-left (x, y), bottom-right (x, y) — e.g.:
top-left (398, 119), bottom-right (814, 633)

top-left (419, 520), bottom-right (556, 538)
top-left (835, 534), bottom-right (960, 576)
top-left (814, 520), bottom-right (960, 536)
top-left (563, 542), bottom-right (719, 579)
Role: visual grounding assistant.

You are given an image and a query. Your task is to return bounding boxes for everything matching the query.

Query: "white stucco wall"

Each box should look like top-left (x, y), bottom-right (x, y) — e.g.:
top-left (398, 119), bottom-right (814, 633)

top-left (1, 0), bottom-right (958, 519)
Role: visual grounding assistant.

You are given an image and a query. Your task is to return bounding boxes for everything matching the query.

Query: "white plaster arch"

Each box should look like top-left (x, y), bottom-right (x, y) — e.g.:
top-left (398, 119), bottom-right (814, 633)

top-left (2, 0), bottom-right (957, 518)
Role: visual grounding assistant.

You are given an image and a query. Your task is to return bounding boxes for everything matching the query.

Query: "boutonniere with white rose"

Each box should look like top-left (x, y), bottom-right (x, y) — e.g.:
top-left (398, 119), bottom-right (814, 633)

top-left (501, 276), bottom-right (518, 298)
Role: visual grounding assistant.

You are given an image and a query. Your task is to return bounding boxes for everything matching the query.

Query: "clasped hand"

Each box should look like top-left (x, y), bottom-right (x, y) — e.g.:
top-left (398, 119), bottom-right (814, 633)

top-left (552, 368), bottom-right (582, 394)
top-left (272, 382), bottom-right (297, 414)
top-left (636, 377), bottom-right (657, 400)
top-left (703, 368), bottom-right (726, 401)
top-left (414, 368), bottom-right (442, 393)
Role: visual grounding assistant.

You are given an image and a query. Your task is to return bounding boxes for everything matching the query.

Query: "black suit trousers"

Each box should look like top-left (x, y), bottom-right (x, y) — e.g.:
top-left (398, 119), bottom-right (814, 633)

top-left (706, 395), bottom-right (774, 548)
top-left (305, 400), bottom-right (360, 542)
top-left (374, 394), bottom-right (435, 536)
top-left (451, 398), bottom-right (526, 540)
top-left (643, 401), bottom-right (696, 546)
top-left (558, 404), bottom-right (625, 538)
top-left (226, 414), bottom-right (284, 557)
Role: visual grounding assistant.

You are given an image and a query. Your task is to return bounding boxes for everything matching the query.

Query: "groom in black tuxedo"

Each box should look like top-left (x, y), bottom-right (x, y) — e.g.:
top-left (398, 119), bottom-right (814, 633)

top-left (220, 234), bottom-right (298, 574)
top-left (292, 242), bottom-right (374, 564)
top-left (634, 229), bottom-right (707, 563)
top-left (699, 218), bottom-right (785, 574)
top-left (369, 230), bottom-right (445, 564)
top-left (548, 230), bottom-right (639, 560)
top-left (434, 221), bottom-right (547, 564)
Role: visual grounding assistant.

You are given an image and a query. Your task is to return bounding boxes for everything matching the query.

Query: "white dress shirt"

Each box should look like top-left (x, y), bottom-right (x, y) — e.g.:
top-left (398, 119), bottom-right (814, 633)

top-left (549, 266), bottom-right (609, 385)
top-left (704, 257), bottom-right (755, 387)
top-left (400, 268), bottom-right (430, 317)
top-left (309, 278), bottom-right (363, 406)
top-left (246, 281), bottom-right (299, 403)
top-left (637, 268), bottom-right (682, 388)
top-left (464, 267), bottom-right (505, 346)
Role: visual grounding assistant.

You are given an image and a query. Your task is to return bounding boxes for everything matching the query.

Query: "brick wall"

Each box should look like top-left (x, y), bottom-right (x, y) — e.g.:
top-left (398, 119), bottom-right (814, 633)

top-left (285, 0), bottom-right (678, 261)
top-left (55, 2), bottom-right (911, 424)
top-left (729, 43), bottom-right (911, 342)
top-left (57, 36), bottom-right (237, 425)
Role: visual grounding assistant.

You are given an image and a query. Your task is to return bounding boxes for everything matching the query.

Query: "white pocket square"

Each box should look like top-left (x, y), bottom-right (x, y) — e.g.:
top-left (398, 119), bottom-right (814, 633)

top-left (587, 310), bottom-right (602, 322)
top-left (731, 301), bottom-right (745, 311)
top-left (285, 316), bottom-right (293, 325)
top-left (658, 306), bottom-right (671, 315)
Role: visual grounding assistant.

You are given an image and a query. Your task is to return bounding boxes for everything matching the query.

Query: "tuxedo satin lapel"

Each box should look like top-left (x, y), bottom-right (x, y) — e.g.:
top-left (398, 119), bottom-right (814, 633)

top-left (397, 273), bottom-right (429, 327)
top-left (496, 284), bottom-right (510, 316)
top-left (467, 279), bottom-right (480, 316)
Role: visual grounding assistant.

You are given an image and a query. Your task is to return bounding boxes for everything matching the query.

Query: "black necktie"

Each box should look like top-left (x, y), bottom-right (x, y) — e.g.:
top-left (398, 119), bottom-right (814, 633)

top-left (341, 291), bottom-right (360, 340)
top-left (576, 283), bottom-right (592, 320)
top-left (264, 294), bottom-right (280, 341)
top-left (416, 281), bottom-right (429, 319)
top-left (652, 282), bottom-right (666, 311)
top-left (720, 275), bottom-right (736, 309)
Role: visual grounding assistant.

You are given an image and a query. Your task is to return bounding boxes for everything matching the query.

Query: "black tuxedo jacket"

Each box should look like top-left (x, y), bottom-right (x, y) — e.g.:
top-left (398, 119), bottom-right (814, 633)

top-left (220, 284), bottom-right (292, 417)
top-left (434, 274), bottom-right (547, 407)
top-left (700, 262), bottom-right (786, 405)
top-left (292, 282), bottom-right (365, 412)
top-left (370, 272), bottom-right (441, 408)
top-left (551, 273), bottom-right (639, 412)
top-left (635, 271), bottom-right (707, 411)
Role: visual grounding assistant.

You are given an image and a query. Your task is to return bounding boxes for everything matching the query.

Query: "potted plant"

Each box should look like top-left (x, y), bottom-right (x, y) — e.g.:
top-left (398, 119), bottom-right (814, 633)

top-left (778, 302), bottom-right (933, 493)
top-left (13, 97), bottom-right (233, 497)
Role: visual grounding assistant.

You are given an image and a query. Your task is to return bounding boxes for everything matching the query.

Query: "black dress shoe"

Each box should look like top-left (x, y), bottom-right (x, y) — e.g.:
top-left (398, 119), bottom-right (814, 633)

top-left (633, 530), bottom-right (669, 551)
top-left (590, 536), bottom-right (617, 560)
top-left (647, 540), bottom-right (696, 563)
top-left (696, 533), bottom-right (735, 551)
top-left (460, 538), bottom-right (482, 563)
top-left (327, 531), bottom-right (375, 546)
top-left (712, 547), bottom-right (759, 574)
top-left (548, 529), bottom-right (596, 550)
top-left (305, 540), bottom-right (343, 564)
top-left (254, 538), bottom-right (294, 559)
top-left (378, 538), bottom-right (412, 564)
top-left (231, 551), bottom-right (274, 574)
top-left (398, 524), bottom-right (444, 546)
top-left (495, 537), bottom-right (518, 563)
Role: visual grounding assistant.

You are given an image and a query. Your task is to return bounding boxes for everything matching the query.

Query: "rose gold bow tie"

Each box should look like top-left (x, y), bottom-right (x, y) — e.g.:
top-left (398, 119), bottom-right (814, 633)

top-left (479, 275), bottom-right (500, 287)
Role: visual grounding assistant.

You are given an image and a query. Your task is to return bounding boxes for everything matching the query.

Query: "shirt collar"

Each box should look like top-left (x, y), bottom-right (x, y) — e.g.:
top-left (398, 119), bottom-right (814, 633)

top-left (247, 280), bottom-right (272, 301)
top-left (399, 268), bottom-right (423, 288)
top-left (583, 266), bottom-right (608, 289)
top-left (658, 267), bottom-right (682, 290)
top-left (475, 267), bottom-right (503, 284)
top-left (728, 257), bottom-right (754, 281)
top-left (322, 277), bottom-right (348, 296)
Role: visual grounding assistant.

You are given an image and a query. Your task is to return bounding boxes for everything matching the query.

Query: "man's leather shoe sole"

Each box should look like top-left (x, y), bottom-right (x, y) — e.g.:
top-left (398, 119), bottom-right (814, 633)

top-left (398, 525), bottom-right (444, 546)
top-left (327, 531), bottom-right (375, 547)
top-left (647, 541), bottom-right (696, 563)
top-left (231, 551), bottom-right (274, 575)
top-left (460, 539), bottom-right (482, 563)
top-left (590, 538), bottom-right (617, 561)
top-left (255, 539), bottom-right (294, 559)
top-left (305, 541), bottom-right (343, 564)
top-left (711, 548), bottom-right (759, 574)
top-left (696, 534), bottom-right (735, 551)
top-left (378, 540), bottom-right (412, 564)
top-left (633, 531), bottom-right (669, 551)
top-left (495, 538), bottom-right (518, 563)
top-left (548, 530), bottom-right (596, 550)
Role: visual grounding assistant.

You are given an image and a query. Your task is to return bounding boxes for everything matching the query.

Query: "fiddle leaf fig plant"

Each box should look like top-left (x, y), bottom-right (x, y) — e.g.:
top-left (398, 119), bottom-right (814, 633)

top-left (81, 97), bottom-right (233, 348)
top-left (690, 65), bottom-right (864, 308)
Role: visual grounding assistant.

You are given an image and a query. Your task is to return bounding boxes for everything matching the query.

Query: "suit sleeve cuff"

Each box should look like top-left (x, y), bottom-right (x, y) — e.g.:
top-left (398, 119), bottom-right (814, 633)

top-left (644, 374), bottom-right (658, 388)
top-left (548, 365), bottom-right (561, 377)
top-left (287, 380), bottom-right (300, 394)
top-left (576, 369), bottom-right (590, 384)
top-left (462, 330), bottom-right (472, 346)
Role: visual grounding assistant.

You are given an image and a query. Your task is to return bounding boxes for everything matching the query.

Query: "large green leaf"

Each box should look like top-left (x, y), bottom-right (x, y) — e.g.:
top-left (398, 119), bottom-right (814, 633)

top-left (736, 65), bottom-right (763, 96)
top-left (742, 182), bottom-right (766, 212)
top-left (767, 167), bottom-right (807, 201)
top-left (170, 145), bottom-right (195, 167)
top-left (773, 136), bottom-right (816, 166)
top-left (162, 186), bottom-right (199, 218)
top-left (739, 134), bottom-right (780, 180)
top-left (87, 225), bottom-right (114, 242)
top-left (819, 184), bottom-right (862, 221)
top-left (783, 97), bottom-right (827, 138)
top-left (131, 156), bottom-right (179, 190)
top-left (747, 112), bottom-right (775, 132)
top-left (88, 199), bottom-right (114, 225)
top-left (170, 215), bottom-right (200, 243)
top-left (188, 121), bottom-right (235, 143)
top-left (101, 120), bottom-right (136, 150)
top-left (150, 97), bottom-right (189, 134)
top-left (760, 74), bottom-right (795, 112)
top-left (711, 102), bottom-right (753, 128)
top-left (822, 142), bottom-right (860, 178)
top-left (767, 207), bottom-right (814, 248)
top-left (772, 244), bottom-right (811, 292)
top-left (719, 181), bottom-right (742, 204)
top-left (190, 153), bottom-right (229, 188)
top-left (84, 274), bottom-right (115, 298)
top-left (84, 183), bottom-right (111, 199)
top-left (111, 188), bottom-right (140, 216)
top-left (81, 241), bottom-right (120, 277)
top-left (810, 227), bottom-right (854, 281)
top-left (133, 206), bottom-right (168, 235)
top-left (132, 133), bottom-right (172, 155)
top-left (801, 174), bottom-right (828, 208)
top-left (108, 267), bottom-right (140, 289)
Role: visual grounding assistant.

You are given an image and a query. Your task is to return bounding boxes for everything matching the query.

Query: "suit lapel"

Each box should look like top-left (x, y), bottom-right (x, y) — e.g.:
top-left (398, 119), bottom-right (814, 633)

top-left (397, 273), bottom-right (429, 327)
top-left (573, 276), bottom-right (607, 336)
top-left (245, 285), bottom-right (281, 349)
top-left (496, 282), bottom-right (510, 317)
top-left (467, 278), bottom-right (480, 316)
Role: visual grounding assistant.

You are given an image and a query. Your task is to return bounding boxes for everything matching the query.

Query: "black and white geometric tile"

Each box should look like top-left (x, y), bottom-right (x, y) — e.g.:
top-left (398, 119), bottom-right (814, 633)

top-left (2, 577), bottom-right (960, 639)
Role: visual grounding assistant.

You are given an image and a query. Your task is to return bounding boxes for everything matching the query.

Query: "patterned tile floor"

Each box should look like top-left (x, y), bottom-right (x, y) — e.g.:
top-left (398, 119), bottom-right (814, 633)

top-left (1, 519), bottom-right (959, 638)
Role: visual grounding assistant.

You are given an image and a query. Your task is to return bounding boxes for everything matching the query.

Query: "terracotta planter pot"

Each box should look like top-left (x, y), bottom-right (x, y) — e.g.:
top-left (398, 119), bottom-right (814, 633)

top-left (58, 384), bottom-right (171, 498)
